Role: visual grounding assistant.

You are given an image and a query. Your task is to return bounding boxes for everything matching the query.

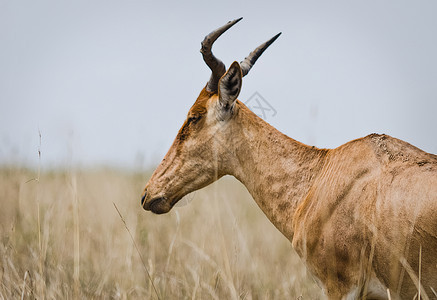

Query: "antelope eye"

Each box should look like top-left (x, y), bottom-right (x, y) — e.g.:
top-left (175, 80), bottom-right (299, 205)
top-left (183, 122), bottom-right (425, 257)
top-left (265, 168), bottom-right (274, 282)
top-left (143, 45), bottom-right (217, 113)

top-left (188, 115), bottom-right (202, 123)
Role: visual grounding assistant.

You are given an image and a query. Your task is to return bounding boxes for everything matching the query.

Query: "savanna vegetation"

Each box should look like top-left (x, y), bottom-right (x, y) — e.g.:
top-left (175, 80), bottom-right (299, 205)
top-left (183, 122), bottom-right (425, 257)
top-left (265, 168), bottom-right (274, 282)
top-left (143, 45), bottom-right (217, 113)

top-left (0, 167), bottom-right (322, 299)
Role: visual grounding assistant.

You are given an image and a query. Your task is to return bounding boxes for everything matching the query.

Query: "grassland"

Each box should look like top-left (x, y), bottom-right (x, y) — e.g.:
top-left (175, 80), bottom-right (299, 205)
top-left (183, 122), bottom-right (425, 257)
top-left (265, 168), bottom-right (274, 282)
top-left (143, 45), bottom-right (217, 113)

top-left (0, 167), bottom-right (323, 299)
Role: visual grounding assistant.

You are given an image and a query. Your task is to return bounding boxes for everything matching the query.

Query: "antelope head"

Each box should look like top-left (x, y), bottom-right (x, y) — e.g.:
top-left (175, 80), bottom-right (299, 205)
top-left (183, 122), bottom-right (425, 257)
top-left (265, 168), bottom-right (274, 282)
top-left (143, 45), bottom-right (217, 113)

top-left (142, 18), bottom-right (280, 214)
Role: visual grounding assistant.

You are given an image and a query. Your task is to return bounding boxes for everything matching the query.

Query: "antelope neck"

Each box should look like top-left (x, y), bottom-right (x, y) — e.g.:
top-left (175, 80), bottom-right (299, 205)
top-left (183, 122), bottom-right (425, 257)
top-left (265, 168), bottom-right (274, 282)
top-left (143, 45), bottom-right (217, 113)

top-left (227, 102), bottom-right (328, 239)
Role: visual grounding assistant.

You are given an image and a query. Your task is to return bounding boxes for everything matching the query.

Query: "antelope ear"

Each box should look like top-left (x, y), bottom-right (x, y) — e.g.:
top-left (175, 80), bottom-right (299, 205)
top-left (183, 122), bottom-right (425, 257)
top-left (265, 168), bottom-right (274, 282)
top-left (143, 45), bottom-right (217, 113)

top-left (218, 61), bottom-right (242, 114)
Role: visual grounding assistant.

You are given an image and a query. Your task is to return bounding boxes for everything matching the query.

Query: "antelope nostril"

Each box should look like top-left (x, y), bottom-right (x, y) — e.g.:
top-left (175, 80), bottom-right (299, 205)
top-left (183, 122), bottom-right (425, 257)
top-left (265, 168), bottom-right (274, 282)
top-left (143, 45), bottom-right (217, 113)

top-left (141, 190), bottom-right (147, 207)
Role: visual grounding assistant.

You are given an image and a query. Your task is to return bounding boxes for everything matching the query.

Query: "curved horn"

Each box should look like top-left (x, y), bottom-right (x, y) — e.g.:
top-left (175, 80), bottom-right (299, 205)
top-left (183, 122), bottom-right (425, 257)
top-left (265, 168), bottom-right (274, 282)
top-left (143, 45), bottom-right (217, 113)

top-left (240, 32), bottom-right (282, 77)
top-left (201, 17), bottom-right (243, 93)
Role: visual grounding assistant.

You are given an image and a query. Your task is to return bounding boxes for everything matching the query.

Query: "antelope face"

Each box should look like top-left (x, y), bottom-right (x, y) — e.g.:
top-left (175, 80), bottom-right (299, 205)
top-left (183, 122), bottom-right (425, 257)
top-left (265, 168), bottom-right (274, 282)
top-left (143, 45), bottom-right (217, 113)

top-left (140, 91), bottom-right (222, 214)
top-left (141, 18), bottom-right (280, 214)
top-left (141, 64), bottom-right (242, 214)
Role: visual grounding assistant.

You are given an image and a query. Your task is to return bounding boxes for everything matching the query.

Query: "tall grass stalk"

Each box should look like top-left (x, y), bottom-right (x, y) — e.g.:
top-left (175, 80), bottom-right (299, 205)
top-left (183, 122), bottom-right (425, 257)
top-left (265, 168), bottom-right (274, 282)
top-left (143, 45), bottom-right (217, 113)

top-left (72, 174), bottom-right (80, 298)
top-left (113, 202), bottom-right (161, 300)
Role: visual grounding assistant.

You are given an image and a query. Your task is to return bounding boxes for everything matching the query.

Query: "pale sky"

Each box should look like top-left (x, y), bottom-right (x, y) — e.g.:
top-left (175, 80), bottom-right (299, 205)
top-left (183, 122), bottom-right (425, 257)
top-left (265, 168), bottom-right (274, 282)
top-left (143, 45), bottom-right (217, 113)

top-left (1, 0), bottom-right (436, 170)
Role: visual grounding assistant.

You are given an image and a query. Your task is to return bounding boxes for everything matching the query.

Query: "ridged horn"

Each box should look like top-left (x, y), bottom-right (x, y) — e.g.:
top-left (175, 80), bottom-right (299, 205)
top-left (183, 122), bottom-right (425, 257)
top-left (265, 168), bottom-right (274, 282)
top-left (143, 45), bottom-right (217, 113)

top-left (240, 32), bottom-right (282, 77)
top-left (201, 18), bottom-right (242, 93)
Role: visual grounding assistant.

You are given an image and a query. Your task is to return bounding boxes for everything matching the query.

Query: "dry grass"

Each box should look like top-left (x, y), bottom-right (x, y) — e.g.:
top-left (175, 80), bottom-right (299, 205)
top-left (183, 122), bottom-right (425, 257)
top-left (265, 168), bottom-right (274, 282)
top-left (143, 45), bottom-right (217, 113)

top-left (0, 167), bottom-right (323, 299)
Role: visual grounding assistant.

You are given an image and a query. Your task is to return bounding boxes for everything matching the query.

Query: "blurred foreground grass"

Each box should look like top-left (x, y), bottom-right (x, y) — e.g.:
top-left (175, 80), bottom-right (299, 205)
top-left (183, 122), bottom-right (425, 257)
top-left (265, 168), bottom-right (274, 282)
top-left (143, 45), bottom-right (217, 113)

top-left (0, 167), bottom-right (323, 299)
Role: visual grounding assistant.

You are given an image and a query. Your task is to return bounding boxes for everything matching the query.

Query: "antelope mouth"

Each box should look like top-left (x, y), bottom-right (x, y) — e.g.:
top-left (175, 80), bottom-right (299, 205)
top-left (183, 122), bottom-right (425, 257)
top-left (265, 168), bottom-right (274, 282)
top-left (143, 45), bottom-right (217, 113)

top-left (145, 197), bottom-right (182, 214)
top-left (145, 197), bottom-right (168, 214)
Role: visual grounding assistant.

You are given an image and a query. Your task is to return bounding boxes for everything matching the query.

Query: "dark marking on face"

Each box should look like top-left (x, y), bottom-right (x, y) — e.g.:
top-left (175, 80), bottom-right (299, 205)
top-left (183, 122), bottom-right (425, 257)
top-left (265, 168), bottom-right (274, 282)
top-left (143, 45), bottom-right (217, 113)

top-left (278, 201), bottom-right (291, 211)
top-left (176, 88), bottom-right (212, 143)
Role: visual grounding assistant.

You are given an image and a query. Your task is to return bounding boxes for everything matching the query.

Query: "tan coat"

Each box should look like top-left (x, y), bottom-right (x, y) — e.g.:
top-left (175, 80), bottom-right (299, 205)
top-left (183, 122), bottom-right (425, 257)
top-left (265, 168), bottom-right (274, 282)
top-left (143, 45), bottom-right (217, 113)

top-left (142, 26), bottom-right (437, 297)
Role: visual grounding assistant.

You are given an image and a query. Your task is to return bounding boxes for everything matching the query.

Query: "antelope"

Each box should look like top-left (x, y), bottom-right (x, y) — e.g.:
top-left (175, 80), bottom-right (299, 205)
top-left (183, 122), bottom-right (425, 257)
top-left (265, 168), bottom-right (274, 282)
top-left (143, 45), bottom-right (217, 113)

top-left (141, 18), bottom-right (437, 299)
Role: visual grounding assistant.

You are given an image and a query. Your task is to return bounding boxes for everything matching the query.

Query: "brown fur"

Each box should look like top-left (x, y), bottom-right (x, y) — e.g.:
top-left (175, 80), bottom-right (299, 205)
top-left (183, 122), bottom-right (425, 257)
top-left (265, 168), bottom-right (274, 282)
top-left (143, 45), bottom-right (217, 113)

top-left (143, 80), bottom-right (437, 299)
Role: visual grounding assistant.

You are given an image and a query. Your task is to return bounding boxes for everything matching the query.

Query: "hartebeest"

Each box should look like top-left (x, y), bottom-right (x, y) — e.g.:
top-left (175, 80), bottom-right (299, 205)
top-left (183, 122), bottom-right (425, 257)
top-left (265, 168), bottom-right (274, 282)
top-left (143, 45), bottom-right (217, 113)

top-left (141, 18), bottom-right (437, 299)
